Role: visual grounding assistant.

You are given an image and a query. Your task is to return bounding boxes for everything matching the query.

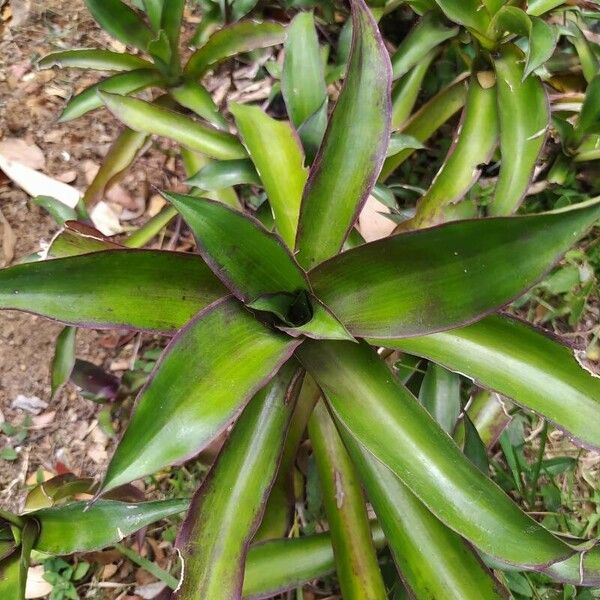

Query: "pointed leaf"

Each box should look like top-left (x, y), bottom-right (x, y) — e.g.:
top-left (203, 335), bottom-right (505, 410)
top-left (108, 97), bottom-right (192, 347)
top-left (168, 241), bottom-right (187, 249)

top-left (407, 76), bottom-right (498, 228)
top-left (294, 0), bottom-right (392, 269)
top-left (102, 297), bottom-right (300, 491)
top-left (297, 339), bottom-right (573, 567)
top-left (297, 100), bottom-right (328, 164)
top-left (230, 103), bottom-right (308, 248)
top-left (85, 0), bottom-right (155, 51)
top-left (32, 196), bottom-right (77, 225)
top-left (308, 401), bottom-right (387, 599)
top-left (186, 159), bottom-right (260, 190)
top-left (282, 11), bottom-right (328, 128)
top-left (373, 314), bottom-right (600, 450)
top-left (526, 17), bottom-right (558, 78)
top-left (169, 79), bottom-right (229, 130)
top-left (83, 127), bottom-right (148, 206)
top-left (59, 69), bottom-right (164, 122)
top-left (310, 199), bottom-right (600, 338)
top-left (575, 74), bottom-right (600, 141)
top-left (489, 44), bottom-right (549, 215)
top-left (176, 363), bottom-right (302, 600)
top-left (391, 11), bottom-right (458, 80)
top-left (343, 435), bottom-right (509, 599)
top-left (32, 499), bottom-right (187, 554)
top-left (433, 0), bottom-right (490, 33)
top-left (0, 250), bottom-right (226, 333)
top-left (185, 21), bottom-right (285, 78)
top-left (100, 92), bottom-right (247, 160)
top-left (164, 193), bottom-right (308, 303)
top-left (46, 222), bottom-right (122, 258)
top-left (39, 49), bottom-right (153, 71)
top-left (51, 326), bottom-right (76, 398)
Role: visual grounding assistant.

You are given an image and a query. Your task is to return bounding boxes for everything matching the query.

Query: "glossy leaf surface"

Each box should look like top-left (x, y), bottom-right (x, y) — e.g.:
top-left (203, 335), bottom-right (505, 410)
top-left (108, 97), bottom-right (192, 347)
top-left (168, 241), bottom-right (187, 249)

top-left (185, 21), bottom-right (285, 78)
top-left (176, 363), bottom-right (301, 600)
top-left (295, 0), bottom-right (392, 269)
top-left (169, 79), bottom-right (229, 130)
top-left (230, 103), bottom-right (308, 248)
top-left (186, 159), bottom-right (260, 190)
top-left (391, 11), bottom-right (458, 80)
top-left (83, 127), bottom-right (148, 206)
top-left (164, 193), bottom-right (308, 302)
top-left (59, 69), bottom-right (164, 122)
top-left (408, 76), bottom-right (498, 228)
top-left (100, 92), bottom-right (246, 160)
top-left (490, 44), bottom-right (548, 215)
top-left (85, 0), bottom-right (154, 51)
top-left (298, 340), bottom-right (573, 567)
top-left (310, 199), bottom-right (600, 338)
top-left (433, 0), bottom-right (490, 32)
top-left (344, 435), bottom-right (509, 599)
top-left (374, 314), bottom-right (600, 449)
top-left (50, 326), bottom-right (76, 398)
top-left (102, 297), bottom-right (300, 491)
top-left (282, 11), bottom-right (328, 129)
top-left (419, 362), bottom-right (461, 435)
top-left (381, 76), bottom-right (468, 180)
top-left (243, 524), bottom-right (386, 599)
top-left (0, 250), bottom-right (226, 333)
top-left (39, 49), bottom-right (152, 71)
top-left (308, 402), bottom-right (387, 600)
top-left (33, 499), bottom-right (187, 554)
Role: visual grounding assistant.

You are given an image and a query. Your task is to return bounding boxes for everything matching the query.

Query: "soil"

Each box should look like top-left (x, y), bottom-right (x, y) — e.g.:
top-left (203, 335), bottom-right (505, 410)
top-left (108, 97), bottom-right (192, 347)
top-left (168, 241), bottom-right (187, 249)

top-left (0, 0), bottom-right (161, 512)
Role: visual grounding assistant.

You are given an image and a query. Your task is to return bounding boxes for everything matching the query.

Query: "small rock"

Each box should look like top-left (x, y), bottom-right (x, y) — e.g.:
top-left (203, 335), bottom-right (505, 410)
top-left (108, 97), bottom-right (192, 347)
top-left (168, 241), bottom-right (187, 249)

top-left (11, 394), bottom-right (48, 415)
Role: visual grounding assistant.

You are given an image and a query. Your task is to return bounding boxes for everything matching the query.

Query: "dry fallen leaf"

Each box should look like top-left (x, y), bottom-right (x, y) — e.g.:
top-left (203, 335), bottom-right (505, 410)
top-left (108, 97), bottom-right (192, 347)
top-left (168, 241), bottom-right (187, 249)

top-left (0, 208), bottom-right (16, 266)
top-left (25, 565), bottom-right (53, 599)
top-left (0, 138), bottom-right (45, 170)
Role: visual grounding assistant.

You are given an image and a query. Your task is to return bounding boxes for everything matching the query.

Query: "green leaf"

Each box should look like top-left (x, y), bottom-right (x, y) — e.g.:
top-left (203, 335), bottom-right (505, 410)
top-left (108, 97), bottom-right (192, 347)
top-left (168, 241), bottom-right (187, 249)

top-left (82, 127), bottom-right (148, 207)
top-left (433, 0), bottom-right (490, 33)
top-left (32, 499), bottom-right (187, 554)
top-left (46, 223), bottom-right (121, 259)
top-left (343, 435), bottom-right (509, 599)
top-left (391, 51), bottom-right (436, 129)
top-left (230, 103), bottom-right (308, 248)
top-left (243, 524), bottom-right (386, 598)
top-left (99, 92), bottom-right (247, 160)
top-left (0, 250), bottom-right (226, 333)
top-left (575, 74), bottom-right (600, 142)
top-left (0, 552), bottom-right (22, 600)
top-left (526, 17), bottom-right (558, 78)
top-left (185, 21), bottom-right (286, 78)
top-left (295, 0), bottom-right (392, 269)
top-left (282, 11), bottom-right (328, 129)
top-left (0, 448), bottom-right (18, 461)
top-left (24, 474), bottom-right (95, 512)
top-left (39, 49), bottom-right (152, 71)
top-left (526, 0), bottom-right (566, 15)
top-left (143, 0), bottom-right (163, 30)
top-left (391, 11), bottom-right (458, 80)
top-left (50, 326), bottom-right (76, 398)
top-left (419, 362), bottom-right (461, 435)
top-left (160, 0), bottom-right (184, 69)
top-left (381, 75), bottom-right (468, 180)
top-left (169, 79), bottom-right (229, 130)
top-left (84, 0), bottom-right (155, 51)
top-left (460, 411), bottom-right (490, 473)
top-left (308, 401), bottom-right (387, 599)
top-left (454, 390), bottom-right (511, 449)
top-left (297, 100), bottom-right (328, 164)
top-left (176, 363), bottom-right (302, 600)
top-left (297, 339), bottom-right (573, 567)
top-left (101, 297), bottom-right (300, 492)
top-left (311, 199), bottom-right (600, 338)
top-left (186, 159), bottom-right (260, 190)
top-left (163, 193), bottom-right (309, 304)
top-left (489, 44), bottom-right (548, 215)
top-left (373, 314), bottom-right (600, 450)
top-left (58, 69), bottom-right (164, 122)
top-left (32, 196), bottom-right (77, 225)
top-left (406, 76), bottom-right (498, 229)
top-left (386, 133), bottom-right (426, 157)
